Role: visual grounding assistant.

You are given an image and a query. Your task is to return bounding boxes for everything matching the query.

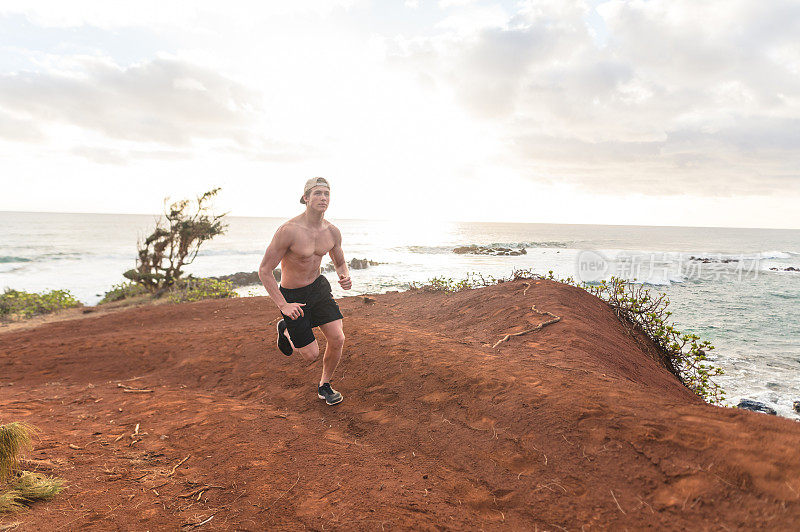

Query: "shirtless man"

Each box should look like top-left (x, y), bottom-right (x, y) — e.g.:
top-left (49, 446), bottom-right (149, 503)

top-left (258, 177), bottom-right (351, 405)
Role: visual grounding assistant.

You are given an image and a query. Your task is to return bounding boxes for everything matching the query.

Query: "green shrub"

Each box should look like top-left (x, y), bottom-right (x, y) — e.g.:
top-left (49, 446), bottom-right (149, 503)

top-left (168, 277), bottom-right (238, 303)
top-left (408, 271), bottom-right (503, 292)
top-left (408, 269), bottom-right (725, 405)
top-left (98, 282), bottom-right (149, 304)
top-left (0, 289), bottom-right (82, 320)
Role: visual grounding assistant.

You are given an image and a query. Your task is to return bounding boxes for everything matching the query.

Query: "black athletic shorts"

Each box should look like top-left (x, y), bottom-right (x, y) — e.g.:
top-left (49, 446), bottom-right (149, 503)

top-left (279, 275), bottom-right (343, 349)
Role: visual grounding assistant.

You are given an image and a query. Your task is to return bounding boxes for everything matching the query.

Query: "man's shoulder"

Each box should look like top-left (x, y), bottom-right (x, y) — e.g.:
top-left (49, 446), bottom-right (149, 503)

top-left (324, 221), bottom-right (342, 240)
top-left (275, 218), bottom-right (304, 239)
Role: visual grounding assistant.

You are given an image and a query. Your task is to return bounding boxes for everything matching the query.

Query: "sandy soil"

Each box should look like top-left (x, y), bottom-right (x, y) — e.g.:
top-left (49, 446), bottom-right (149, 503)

top-left (1, 279), bottom-right (799, 531)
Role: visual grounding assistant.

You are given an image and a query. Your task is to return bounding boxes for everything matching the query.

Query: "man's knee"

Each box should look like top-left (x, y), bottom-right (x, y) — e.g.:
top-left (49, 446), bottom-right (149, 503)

top-left (297, 342), bottom-right (319, 362)
top-left (327, 331), bottom-right (345, 349)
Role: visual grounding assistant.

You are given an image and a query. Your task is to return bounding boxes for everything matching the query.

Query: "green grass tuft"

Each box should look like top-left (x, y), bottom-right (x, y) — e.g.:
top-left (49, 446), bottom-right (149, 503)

top-left (0, 423), bottom-right (64, 514)
top-left (12, 471), bottom-right (64, 501)
top-left (0, 423), bottom-right (33, 482)
top-left (0, 489), bottom-right (25, 514)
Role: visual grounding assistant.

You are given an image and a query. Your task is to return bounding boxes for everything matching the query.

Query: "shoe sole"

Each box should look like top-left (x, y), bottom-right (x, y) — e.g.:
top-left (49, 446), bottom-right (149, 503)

top-left (318, 393), bottom-right (343, 405)
top-left (276, 320), bottom-right (293, 356)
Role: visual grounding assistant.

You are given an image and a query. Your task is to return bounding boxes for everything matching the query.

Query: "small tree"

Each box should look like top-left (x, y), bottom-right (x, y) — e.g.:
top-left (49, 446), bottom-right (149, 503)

top-left (124, 188), bottom-right (227, 294)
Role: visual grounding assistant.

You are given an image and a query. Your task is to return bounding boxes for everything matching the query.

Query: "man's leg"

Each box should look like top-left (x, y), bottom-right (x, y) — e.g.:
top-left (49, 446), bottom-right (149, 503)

top-left (318, 319), bottom-right (345, 385)
top-left (295, 338), bottom-right (320, 363)
top-left (280, 314), bottom-right (319, 362)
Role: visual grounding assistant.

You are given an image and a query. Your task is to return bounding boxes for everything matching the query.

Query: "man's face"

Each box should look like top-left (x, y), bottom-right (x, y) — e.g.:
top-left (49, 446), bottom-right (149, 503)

top-left (306, 186), bottom-right (330, 211)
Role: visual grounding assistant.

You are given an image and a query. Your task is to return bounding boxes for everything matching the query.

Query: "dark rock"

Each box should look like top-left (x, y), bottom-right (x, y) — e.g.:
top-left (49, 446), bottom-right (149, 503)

top-left (689, 256), bottom-right (738, 264)
top-left (211, 270), bottom-right (279, 287)
top-left (737, 399), bottom-right (777, 415)
top-left (453, 244), bottom-right (527, 256)
top-left (349, 258), bottom-right (381, 270)
top-left (794, 401), bottom-right (800, 414)
top-left (770, 266), bottom-right (799, 272)
top-left (322, 258), bottom-right (382, 273)
top-left (363, 296), bottom-right (376, 304)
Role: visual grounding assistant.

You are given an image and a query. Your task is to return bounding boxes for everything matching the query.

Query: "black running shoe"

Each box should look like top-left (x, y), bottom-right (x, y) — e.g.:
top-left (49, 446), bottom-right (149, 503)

top-left (277, 319), bottom-right (293, 356)
top-left (317, 383), bottom-right (343, 405)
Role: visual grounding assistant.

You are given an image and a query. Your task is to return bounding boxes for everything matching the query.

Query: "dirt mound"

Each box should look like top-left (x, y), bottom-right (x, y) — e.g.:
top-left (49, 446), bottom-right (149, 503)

top-left (1, 279), bottom-right (799, 530)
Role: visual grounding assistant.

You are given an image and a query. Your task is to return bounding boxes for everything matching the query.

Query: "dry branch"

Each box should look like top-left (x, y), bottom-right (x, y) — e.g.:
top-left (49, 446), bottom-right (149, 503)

top-left (178, 485), bottom-right (223, 498)
top-left (167, 455), bottom-right (191, 477)
top-left (493, 305), bottom-right (561, 348)
top-left (610, 490), bottom-right (626, 514)
top-left (19, 459), bottom-right (58, 471)
top-left (319, 482), bottom-right (342, 499)
top-left (181, 514), bottom-right (215, 529)
top-left (267, 473), bottom-right (300, 509)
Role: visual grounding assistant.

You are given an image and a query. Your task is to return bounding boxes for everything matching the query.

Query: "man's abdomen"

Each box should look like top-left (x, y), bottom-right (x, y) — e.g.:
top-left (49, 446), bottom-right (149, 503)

top-left (279, 255), bottom-right (326, 289)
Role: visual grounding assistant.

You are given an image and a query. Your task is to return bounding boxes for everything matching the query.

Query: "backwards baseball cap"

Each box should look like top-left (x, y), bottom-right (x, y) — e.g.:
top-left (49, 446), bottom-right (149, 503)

top-left (300, 177), bottom-right (330, 204)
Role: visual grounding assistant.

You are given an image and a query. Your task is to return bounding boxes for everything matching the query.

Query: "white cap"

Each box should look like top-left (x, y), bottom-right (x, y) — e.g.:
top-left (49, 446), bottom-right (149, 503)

top-left (300, 177), bottom-right (330, 204)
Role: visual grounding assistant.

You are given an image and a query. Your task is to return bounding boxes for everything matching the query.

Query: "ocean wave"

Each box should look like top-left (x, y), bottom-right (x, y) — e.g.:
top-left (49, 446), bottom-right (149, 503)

top-left (687, 251), bottom-right (794, 261)
top-left (40, 252), bottom-right (85, 261)
top-left (197, 249), bottom-right (263, 257)
top-left (759, 251), bottom-right (794, 259)
top-left (769, 291), bottom-right (799, 300)
top-left (405, 241), bottom-right (568, 254)
top-left (637, 275), bottom-right (686, 287)
top-left (519, 241), bottom-right (570, 248)
top-left (0, 256), bottom-right (31, 263)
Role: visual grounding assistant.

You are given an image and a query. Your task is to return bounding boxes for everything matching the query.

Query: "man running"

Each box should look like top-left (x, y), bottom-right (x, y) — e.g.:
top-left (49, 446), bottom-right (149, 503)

top-left (258, 177), bottom-right (351, 405)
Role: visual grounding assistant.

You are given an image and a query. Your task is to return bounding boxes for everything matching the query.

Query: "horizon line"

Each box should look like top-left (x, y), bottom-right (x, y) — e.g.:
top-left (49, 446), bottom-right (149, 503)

top-left (1, 209), bottom-right (799, 232)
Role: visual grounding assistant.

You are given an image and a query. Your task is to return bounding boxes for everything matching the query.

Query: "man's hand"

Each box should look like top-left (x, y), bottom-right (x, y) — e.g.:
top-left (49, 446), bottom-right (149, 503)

top-left (280, 302), bottom-right (306, 320)
top-left (338, 274), bottom-right (352, 290)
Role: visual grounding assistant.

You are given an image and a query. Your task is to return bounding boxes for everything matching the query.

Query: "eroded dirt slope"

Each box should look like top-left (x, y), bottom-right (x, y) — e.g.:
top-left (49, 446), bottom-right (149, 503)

top-left (1, 279), bottom-right (799, 531)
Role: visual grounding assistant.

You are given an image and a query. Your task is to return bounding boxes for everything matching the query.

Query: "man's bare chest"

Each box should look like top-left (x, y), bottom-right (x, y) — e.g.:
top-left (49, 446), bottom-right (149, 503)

top-left (289, 230), bottom-right (334, 260)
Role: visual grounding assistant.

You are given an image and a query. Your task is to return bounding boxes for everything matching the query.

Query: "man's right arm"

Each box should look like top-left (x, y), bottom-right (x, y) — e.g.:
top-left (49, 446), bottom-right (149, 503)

top-left (259, 226), bottom-right (304, 318)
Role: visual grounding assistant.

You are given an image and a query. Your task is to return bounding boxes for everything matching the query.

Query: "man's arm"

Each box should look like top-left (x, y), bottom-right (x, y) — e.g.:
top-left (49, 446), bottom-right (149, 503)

top-left (328, 225), bottom-right (351, 290)
top-left (259, 225), bottom-right (305, 318)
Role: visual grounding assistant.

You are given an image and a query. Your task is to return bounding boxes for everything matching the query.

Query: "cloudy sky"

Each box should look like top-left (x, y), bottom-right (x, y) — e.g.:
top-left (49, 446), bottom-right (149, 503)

top-left (1, 0), bottom-right (799, 228)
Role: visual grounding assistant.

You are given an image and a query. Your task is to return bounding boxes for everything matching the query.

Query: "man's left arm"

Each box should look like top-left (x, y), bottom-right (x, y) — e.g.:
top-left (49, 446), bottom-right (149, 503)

top-left (329, 226), bottom-right (351, 290)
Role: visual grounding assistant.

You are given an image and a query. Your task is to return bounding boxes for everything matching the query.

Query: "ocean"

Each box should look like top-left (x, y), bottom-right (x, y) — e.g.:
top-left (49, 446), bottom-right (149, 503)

top-left (2, 211), bottom-right (799, 418)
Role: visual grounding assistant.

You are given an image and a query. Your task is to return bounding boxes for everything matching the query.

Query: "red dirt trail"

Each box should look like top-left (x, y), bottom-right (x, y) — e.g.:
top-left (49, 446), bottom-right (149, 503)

top-left (1, 279), bottom-right (800, 531)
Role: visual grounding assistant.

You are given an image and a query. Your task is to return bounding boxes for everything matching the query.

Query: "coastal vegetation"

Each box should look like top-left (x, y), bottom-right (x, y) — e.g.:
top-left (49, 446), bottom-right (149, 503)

top-left (98, 277), bottom-right (237, 305)
top-left (409, 269), bottom-right (725, 405)
top-left (582, 275), bottom-right (724, 404)
top-left (123, 188), bottom-right (227, 294)
top-left (0, 288), bottom-right (81, 321)
top-left (0, 423), bottom-right (63, 513)
top-left (98, 282), bottom-right (150, 304)
top-left (167, 277), bottom-right (237, 303)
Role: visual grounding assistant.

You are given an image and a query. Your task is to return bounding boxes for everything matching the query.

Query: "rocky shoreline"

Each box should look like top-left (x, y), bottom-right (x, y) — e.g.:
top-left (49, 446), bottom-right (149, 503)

top-left (453, 244), bottom-right (527, 256)
top-left (210, 258), bottom-right (383, 287)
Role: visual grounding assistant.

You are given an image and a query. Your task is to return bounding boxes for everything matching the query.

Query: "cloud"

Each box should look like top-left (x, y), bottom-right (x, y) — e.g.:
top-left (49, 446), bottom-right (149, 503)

top-left (389, 0), bottom-right (800, 195)
top-left (0, 1), bottom-right (366, 30)
top-left (70, 146), bottom-right (193, 165)
top-left (0, 108), bottom-right (43, 142)
top-left (0, 56), bottom-right (258, 146)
